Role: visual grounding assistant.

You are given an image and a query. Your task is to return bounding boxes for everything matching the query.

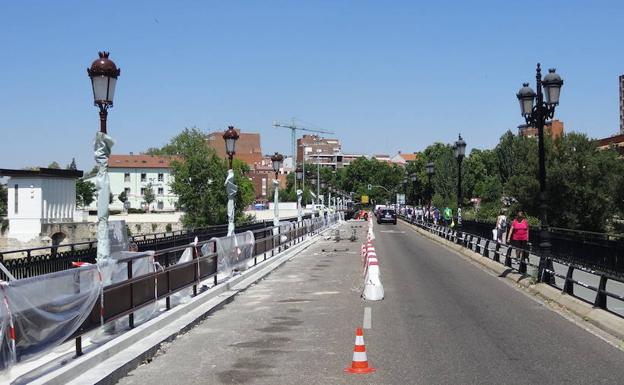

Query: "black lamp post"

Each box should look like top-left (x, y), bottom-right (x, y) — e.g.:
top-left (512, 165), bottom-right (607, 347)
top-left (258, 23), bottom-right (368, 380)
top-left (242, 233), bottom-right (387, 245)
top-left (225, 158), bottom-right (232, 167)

top-left (223, 126), bottom-right (239, 169)
top-left (426, 161), bottom-right (435, 202)
top-left (516, 63), bottom-right (563, 282)
top-left (411, 173), bottom-right (418, 205)
top-left (453, 134), bottom-right (466, 209)
top-left (271, 152), bottom-right (284, 180)
top-left (402, 177), bottom-right (408, 207)
top-left (88, 52), bottom-right (120, 134)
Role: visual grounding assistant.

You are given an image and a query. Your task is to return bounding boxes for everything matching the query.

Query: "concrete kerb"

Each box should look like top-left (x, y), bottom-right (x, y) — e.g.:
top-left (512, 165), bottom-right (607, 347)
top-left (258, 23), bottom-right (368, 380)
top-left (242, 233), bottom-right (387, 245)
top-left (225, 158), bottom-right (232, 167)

top-left (28, 224), bottom-right (339, 385)
top-left (400, 219), bottom-right (624, 342)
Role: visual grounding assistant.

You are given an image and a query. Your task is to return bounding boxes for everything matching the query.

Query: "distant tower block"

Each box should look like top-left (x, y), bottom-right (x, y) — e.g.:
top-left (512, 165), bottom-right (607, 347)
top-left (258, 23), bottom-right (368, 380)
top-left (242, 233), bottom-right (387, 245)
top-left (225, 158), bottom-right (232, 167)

top-left (620, 75), bottom-right (624, 134)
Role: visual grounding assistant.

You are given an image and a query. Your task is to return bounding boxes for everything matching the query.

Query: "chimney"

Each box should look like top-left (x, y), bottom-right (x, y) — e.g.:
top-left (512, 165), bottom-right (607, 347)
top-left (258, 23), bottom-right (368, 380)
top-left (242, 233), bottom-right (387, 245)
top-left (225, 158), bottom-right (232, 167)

top-left (130, 152), bottom-right (134, 155)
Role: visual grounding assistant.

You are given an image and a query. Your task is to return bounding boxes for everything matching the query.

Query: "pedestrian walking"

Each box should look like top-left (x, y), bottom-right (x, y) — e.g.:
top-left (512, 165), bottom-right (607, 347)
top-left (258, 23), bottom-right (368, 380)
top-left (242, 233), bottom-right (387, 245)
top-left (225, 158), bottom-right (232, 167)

top-left (443, 206), bottom-right (452, 227)
top-left (495, 209), bottom-right (507, 244)
top-left (507, 210), bottom-right (529, 261)
top-left (433, 207), bottom-right (440, 225)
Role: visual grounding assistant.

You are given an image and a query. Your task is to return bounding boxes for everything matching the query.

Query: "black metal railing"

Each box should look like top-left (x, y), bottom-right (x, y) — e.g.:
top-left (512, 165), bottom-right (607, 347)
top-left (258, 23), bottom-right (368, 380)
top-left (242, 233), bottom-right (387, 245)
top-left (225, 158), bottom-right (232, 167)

top-left (458, 219), bottom-right (624, 276)
top-left (0, 215), bottom-right (311, 281)
top-left (399, 215), bottom-right (624, 318)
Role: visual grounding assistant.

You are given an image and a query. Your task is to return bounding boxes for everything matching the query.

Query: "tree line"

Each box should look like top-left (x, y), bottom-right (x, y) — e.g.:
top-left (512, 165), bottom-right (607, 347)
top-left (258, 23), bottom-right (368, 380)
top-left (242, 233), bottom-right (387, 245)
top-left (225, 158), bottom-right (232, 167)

top-left (323, 131), bottom-right (623, 233)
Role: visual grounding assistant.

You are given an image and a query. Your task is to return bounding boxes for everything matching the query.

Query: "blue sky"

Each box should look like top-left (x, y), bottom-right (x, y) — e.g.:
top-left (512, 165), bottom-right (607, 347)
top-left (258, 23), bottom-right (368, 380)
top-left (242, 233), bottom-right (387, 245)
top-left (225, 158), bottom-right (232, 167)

top-left (1, 0), bottom-right (623, 171)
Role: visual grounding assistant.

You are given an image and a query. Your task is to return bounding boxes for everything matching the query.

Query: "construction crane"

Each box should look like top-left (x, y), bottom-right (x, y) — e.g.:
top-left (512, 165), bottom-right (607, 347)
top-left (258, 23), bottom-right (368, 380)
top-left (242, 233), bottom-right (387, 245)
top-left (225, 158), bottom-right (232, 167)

top-left (272, 119), bottom-right (335, 191)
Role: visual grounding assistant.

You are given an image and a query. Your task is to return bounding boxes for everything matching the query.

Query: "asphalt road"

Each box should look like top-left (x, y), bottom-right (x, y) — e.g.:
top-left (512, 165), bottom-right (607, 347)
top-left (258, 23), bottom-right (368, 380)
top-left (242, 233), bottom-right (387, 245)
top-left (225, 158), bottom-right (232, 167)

top-left (115, 221), bottom-right (624, 385)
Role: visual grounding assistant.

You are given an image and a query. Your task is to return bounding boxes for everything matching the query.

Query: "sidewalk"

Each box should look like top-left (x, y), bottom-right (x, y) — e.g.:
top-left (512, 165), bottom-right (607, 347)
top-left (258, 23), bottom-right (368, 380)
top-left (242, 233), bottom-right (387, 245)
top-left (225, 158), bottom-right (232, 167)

top-left (116, 222), bottom-right (371, 385)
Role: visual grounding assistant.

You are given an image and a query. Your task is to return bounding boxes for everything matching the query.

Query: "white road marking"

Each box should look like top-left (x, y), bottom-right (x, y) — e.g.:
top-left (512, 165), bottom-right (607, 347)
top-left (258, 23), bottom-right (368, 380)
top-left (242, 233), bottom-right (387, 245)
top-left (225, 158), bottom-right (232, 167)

top-left (363, 307), bottom-right (372, 329)
top-left (310, 291), bottom-right (341, 295)
top-left (380, 230), bottom-right (405, 234)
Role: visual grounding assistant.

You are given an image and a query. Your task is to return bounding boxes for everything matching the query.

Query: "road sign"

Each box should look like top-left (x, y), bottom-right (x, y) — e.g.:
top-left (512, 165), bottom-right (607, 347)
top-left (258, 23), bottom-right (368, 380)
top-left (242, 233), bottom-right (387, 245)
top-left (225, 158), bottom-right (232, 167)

top-left (396, 194), bottom-right (405, 205)
top-left (361, 195), bottom-right (369, 204)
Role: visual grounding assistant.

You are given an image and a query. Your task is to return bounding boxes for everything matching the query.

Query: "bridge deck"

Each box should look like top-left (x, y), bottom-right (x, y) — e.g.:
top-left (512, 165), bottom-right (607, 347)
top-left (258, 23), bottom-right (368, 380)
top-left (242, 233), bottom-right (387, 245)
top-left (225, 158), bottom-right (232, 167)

top-left (115, 221), bottom-right (624, 385)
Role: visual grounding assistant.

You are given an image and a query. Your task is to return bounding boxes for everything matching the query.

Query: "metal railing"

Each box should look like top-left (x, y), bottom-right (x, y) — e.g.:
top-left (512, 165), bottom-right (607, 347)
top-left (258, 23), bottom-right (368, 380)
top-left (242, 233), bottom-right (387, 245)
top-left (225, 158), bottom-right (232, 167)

top-left (65, 214), bottom-right (334, 357)
top-left (0, 216), bottom-right (311, 281)
top-left (399, 215), bottom-right (624, 318)
top-left (458, 219), bottom-right (624, 276)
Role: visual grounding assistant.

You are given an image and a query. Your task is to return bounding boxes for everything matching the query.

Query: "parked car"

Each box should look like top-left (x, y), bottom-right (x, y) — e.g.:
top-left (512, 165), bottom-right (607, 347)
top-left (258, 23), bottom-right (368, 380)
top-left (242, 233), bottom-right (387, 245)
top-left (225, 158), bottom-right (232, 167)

top-left (377, 208), bottom-right (397, 225)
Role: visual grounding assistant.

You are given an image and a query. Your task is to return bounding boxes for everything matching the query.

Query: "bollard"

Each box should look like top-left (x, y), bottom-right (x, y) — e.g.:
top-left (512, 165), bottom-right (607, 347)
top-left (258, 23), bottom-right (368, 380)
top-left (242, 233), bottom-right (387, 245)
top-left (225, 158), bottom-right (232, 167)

top-left (493, 242), bottom-right (500, 263)
top-left (593, 275), bottom-right (608, 309)
top-left (504, 247), bottom-right (513, 267)
top-left (562, 265), bottom-right (575, 295)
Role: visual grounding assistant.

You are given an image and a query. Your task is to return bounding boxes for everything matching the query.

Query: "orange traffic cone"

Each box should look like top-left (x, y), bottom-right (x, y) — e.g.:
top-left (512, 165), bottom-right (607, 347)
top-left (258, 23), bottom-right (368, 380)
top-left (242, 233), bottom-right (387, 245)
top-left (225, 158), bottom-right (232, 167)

top-left (344, 327), bottom-right (376, 374)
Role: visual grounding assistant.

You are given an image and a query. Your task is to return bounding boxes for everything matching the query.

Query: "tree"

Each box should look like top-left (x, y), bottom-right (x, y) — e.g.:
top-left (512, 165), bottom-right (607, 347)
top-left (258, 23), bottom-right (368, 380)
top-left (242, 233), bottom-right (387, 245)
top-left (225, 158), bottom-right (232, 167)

top-left (160, 127), bottom-right (255, 228)
top-left (67, 158), bottom-right (77, 170)
top-left (143, 183), bottom-right (156, 212)
top-left (47, 161), bottom-right (61, 169)
top-left (76, 179), bottom-right (96, 208)
top-left (118, 190), bottom-right (128, 204)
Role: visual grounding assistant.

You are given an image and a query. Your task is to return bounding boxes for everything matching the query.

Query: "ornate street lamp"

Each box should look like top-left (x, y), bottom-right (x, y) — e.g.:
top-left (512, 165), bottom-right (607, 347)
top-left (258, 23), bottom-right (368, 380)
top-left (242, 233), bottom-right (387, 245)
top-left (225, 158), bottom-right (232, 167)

top-left (454, 134), bottom-right (466, 228)
top-left (271, 152), bottom-right (284, 180)
top-left (453, 134), bottom-right (466, 207)
top-left (223, 126), bottom-right (239, 169)
top-left (411, 173), bottom-right (418, 206)
top-left (295, 165), bottom-right (304, 221)
top-left (88, 52), bottom-right (120, 134)
top-left (426, 161), bottom-right (435, 203)
top-left (88, 51), bottom-right (120, 261)
top-left (271, 152), bottom-right (284, 233)
top-left (295, 165), bottom-right (304, 182)
top-left (516, 63), bottom-right (563, 282)
top-left (223, 126), bottom-right (240, 236)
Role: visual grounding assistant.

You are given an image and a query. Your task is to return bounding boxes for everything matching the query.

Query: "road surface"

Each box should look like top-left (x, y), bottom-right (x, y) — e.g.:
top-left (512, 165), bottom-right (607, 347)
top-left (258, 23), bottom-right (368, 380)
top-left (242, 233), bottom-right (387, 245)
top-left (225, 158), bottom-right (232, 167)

top-left (116, 221), bottom-right (624, 385)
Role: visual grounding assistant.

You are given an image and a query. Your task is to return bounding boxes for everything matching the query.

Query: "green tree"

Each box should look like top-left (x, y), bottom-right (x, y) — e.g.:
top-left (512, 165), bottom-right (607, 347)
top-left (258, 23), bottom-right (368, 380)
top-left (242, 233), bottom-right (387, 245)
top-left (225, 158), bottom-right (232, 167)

top-left (118, 190), bottom-right (127, 204)
top-left (76, 179), bottom-right (96, 208)
top-left (143, 183), bottom-right (156, 211)
top-left (47, 161), bottom-right (61, 169)
top-left (162, 128), bottom-right (255, 228)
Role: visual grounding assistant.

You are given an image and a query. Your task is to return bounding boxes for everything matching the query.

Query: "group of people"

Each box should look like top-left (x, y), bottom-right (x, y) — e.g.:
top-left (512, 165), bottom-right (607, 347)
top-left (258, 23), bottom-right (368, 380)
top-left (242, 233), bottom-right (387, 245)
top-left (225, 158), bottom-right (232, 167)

top-left (494, 210), bottom-right (529, 249)
top-left (405, 205), bottom-right (456, 227)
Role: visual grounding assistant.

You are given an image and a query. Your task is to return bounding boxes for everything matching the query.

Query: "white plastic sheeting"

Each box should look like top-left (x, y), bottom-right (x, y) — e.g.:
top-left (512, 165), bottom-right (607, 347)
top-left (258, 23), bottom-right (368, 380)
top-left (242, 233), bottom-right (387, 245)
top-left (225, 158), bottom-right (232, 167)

top-left (0, 264), bottom-right (102, 372)
top-left (94, 131), bottom-right (114, 261)
top-left (0, 221), bottom-right (130, 375)
top-left (212, 231), bottom-right (255, 279)
top-left (225, 169), bottom-right (237, 237)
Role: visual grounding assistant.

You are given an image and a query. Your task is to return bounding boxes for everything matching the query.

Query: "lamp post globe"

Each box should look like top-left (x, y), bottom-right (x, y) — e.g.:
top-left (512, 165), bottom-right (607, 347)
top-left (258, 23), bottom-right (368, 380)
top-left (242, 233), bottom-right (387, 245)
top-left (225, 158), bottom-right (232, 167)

top-left (542, 68), bottom-right (563, 106)
top-left (88, 52), bottom-right (120, 134)
top-left (271, 152), bottom-right (284, 180)
top-left (516, 82), bottom-right (536, 117)
top-left (223, 126), bottom-right (239, 169)
top-left (296, 165), bottom-right (303, 181)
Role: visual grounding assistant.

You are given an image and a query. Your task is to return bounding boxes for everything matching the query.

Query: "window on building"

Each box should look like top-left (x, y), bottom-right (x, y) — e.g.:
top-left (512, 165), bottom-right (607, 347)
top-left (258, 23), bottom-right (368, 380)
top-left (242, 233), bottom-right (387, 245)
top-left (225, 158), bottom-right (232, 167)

top-left (158, 173), bottom-right (164, 182)
top-left (157, 201), bottom-right (164, 210)
top-left (14, 184), bottom-right (18, 214)
top-left (140, 173), bottom-right (147, 182)
top-left (140, 188), bottom-right (145, 196)
top-left (124, 173), bottom-right (130, 182)
top-left (124, 187), bottom-right (131, 195)
top-left (158, 187), bottom-right (164, 195)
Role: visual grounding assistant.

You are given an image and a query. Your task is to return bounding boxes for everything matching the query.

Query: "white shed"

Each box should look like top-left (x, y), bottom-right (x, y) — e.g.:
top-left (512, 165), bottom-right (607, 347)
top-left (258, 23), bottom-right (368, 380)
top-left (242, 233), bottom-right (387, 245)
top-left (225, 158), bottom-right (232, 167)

top-left (0, 168), bottom-right (83, 242)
